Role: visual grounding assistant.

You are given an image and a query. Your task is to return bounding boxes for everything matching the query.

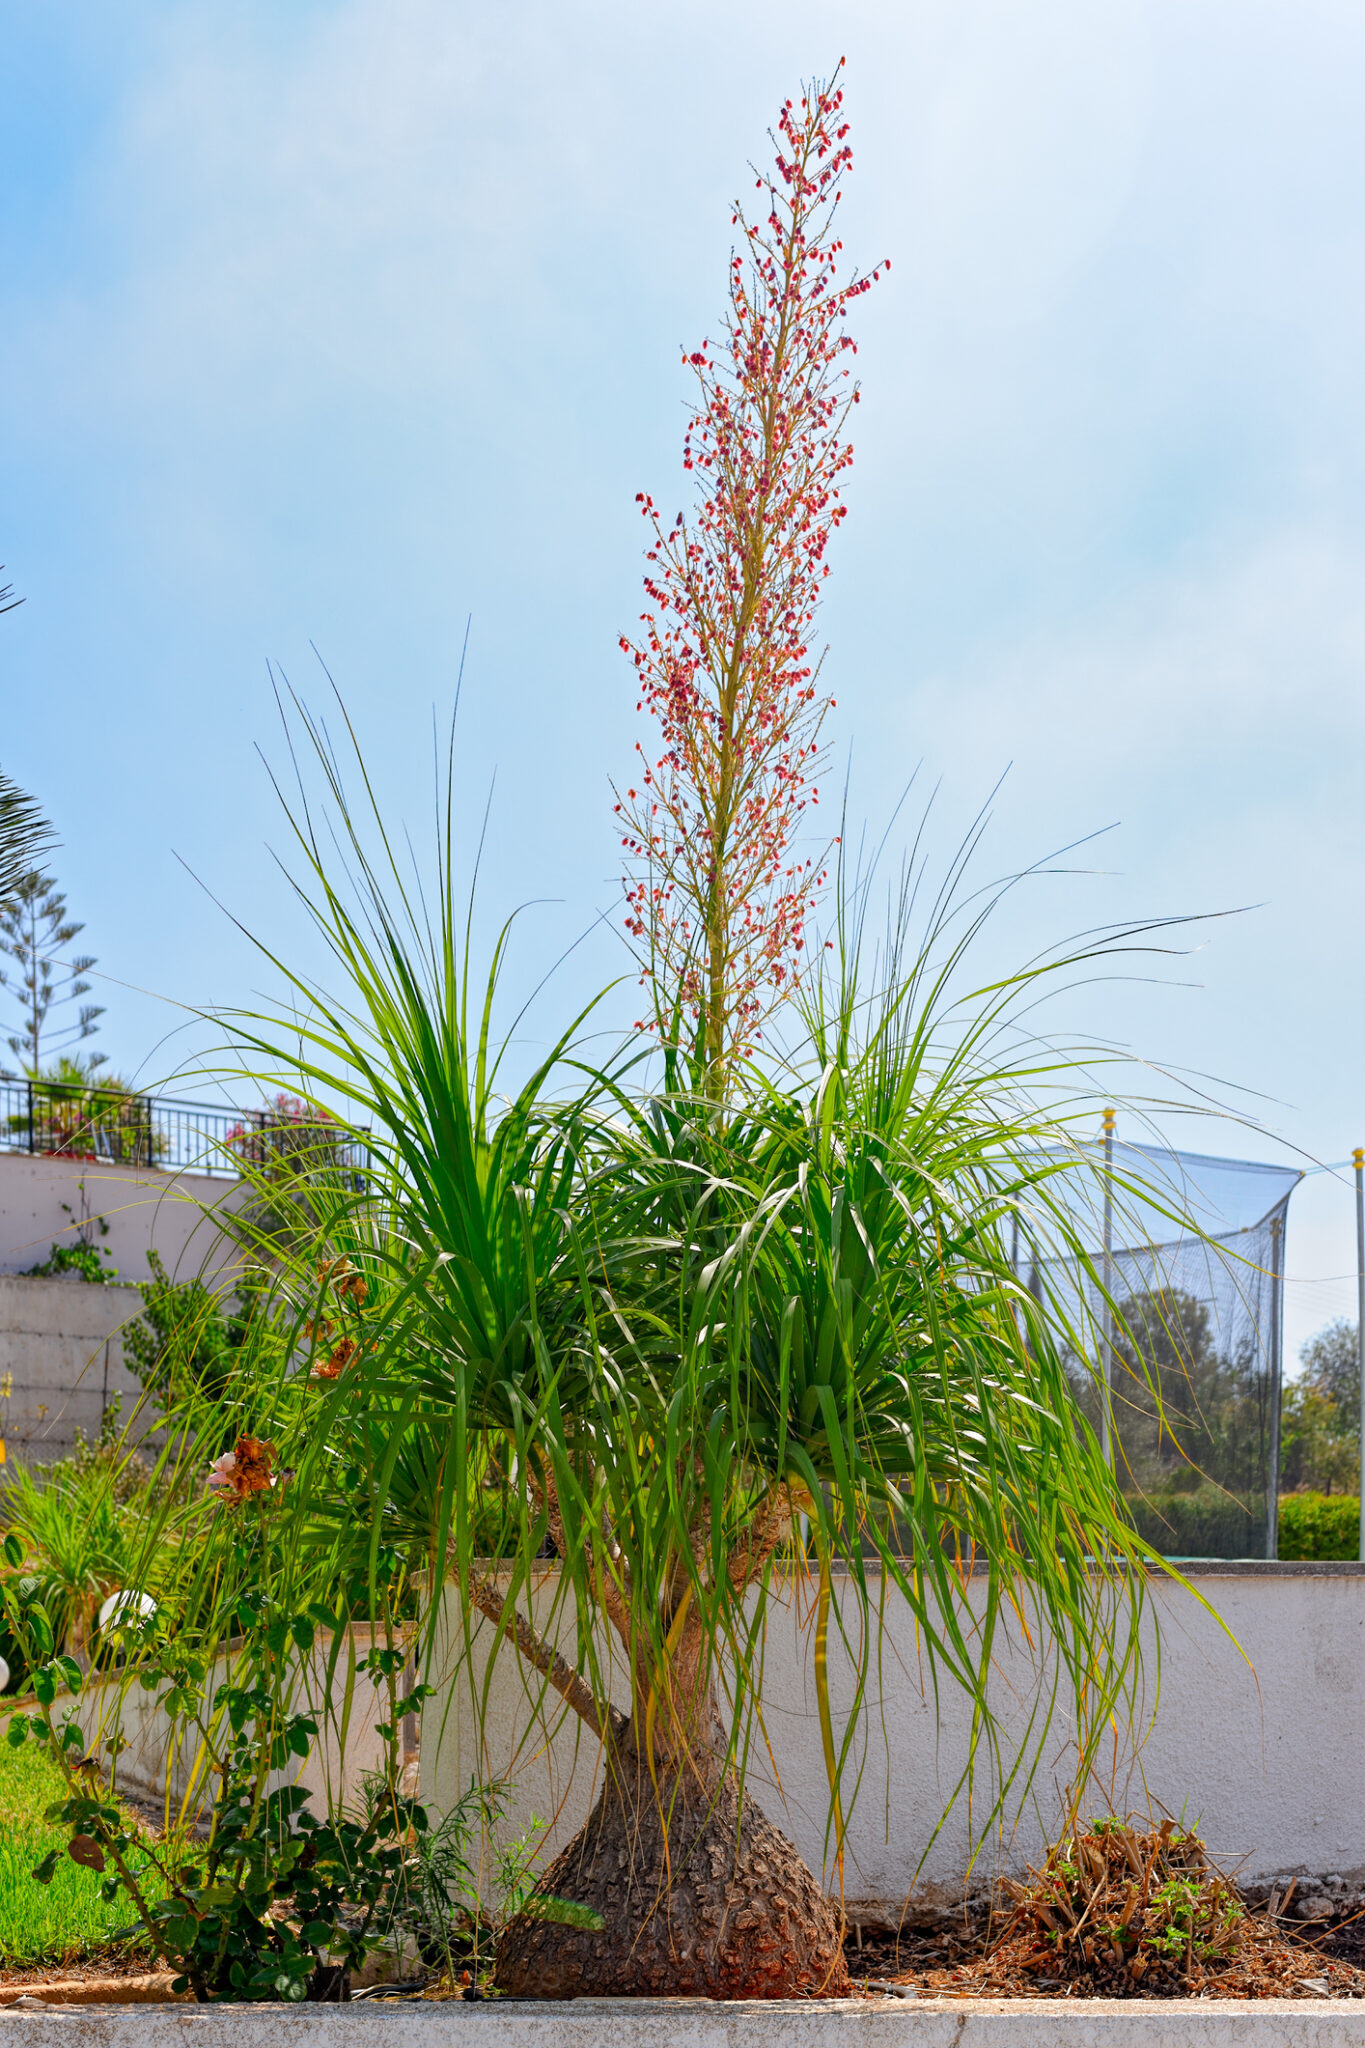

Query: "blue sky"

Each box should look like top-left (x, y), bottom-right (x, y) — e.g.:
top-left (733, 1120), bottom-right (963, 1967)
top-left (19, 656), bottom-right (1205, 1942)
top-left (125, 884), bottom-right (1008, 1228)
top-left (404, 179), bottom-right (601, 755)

top-left (3, 0), bottom-right (1365, 1355)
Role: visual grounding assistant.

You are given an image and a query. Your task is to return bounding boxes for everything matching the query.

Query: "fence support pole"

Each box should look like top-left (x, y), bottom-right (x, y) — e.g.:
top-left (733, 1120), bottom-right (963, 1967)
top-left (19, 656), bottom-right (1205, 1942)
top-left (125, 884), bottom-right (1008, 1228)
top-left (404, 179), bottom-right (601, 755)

top-left (1266, 1212), bottom-right (1284, 1561)
top-left (1356, 1148), bottom-right (1365, 1564)
top-left (1101, 1108), bottom-right (1116, 1469)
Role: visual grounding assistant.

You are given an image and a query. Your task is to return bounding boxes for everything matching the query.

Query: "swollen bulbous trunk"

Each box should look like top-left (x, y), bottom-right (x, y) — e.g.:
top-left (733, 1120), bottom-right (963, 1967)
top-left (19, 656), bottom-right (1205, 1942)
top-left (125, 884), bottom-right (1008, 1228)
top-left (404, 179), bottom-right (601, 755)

top-left (494, 1741), bottom-right (849, 2000)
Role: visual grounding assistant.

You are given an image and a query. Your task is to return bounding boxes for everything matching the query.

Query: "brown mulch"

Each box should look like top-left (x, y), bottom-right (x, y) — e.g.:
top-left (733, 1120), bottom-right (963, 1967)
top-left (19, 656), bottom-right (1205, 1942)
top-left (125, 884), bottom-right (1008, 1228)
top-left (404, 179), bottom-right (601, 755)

top-left (847, 1820), bottom-right (1365, 2001)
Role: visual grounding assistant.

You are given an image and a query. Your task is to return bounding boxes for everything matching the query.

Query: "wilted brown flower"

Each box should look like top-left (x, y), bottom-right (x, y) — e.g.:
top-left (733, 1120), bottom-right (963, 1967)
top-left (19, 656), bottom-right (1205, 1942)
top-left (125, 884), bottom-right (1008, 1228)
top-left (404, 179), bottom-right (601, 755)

top-left (317, 1254), bottom-right (368, 1305)
top-left (206, 1436), bottom-right (283, 1504)
top-left (311, 1337), bottom-right (357, 1382)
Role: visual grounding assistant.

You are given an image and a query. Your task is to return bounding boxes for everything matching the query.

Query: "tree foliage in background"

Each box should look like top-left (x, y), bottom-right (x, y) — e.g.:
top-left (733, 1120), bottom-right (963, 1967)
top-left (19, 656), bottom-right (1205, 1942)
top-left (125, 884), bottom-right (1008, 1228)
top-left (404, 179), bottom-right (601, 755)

top-left (1069, 1296), bottom-right (1364, 1554)
top-left (1282, 1316), bottom-right (1360, 1496)
top-left (1085, 1288), bottom-right (1270, 1502)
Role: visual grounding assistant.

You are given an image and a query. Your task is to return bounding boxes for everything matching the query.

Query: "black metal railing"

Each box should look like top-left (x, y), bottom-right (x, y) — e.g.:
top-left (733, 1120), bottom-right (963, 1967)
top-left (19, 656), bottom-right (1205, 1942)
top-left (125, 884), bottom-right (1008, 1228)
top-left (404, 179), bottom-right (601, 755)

top-left (0, 1077), bottom-right (368, 1181)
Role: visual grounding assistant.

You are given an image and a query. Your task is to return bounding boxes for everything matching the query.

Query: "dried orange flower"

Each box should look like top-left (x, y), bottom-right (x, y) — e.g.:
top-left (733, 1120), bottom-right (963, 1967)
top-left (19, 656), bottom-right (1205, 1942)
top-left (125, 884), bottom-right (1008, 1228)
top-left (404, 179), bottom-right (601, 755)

top-left (311, 1337), bottom-right (358, 1381)
top-left (317, 1255), bottom-right (368, 1305)
top-left (206, 1435), bottom-right (285, 1504)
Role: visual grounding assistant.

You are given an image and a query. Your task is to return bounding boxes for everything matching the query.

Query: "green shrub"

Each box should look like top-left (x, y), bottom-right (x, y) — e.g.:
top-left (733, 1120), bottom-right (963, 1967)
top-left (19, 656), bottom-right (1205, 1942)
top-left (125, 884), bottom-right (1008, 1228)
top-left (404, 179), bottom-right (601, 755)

top-left (1126, 1486), bottom-right (1262, 1559)
top-left (1277, 1491), bottom-right (1361, 1561)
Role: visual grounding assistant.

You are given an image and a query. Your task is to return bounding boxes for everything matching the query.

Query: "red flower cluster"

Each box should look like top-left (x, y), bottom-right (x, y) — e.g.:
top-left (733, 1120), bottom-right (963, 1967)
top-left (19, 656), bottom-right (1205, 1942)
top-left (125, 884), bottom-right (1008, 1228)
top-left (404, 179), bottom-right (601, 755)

top-left (614, 65), bottom-right (883, 1079)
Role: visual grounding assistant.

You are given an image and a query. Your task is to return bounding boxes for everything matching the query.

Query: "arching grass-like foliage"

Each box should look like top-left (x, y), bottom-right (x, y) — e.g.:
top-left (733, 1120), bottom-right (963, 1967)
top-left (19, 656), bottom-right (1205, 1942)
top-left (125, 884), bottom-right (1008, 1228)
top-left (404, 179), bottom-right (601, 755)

top-left (157, 701), bottom-right (1196, 1997)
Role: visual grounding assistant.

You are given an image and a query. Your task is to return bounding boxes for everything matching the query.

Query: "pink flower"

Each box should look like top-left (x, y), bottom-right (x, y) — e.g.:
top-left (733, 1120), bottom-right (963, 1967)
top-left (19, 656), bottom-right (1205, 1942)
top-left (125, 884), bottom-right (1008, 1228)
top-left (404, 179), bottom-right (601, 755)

top-left (206, 1451), bottom-right (238, 1498)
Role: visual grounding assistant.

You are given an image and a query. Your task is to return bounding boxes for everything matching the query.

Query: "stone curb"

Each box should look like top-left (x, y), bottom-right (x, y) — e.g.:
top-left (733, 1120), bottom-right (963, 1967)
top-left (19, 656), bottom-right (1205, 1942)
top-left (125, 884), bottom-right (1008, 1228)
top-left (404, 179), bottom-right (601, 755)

top-left (4, 1999), bottom-right (1365, 2045)
top-left (0, 1976), bottom-right (184, 2008)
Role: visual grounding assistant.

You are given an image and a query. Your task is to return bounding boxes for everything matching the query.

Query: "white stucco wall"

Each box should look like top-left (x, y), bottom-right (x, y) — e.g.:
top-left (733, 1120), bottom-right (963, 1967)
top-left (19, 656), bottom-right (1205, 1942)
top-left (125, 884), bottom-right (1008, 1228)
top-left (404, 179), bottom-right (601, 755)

top-left (419, 1563), bottom-right (1365, 1919)
top-left (66, 1631), bottom-right (395, 1818)
top-left (0, 1151), bottom-right (242, 1286)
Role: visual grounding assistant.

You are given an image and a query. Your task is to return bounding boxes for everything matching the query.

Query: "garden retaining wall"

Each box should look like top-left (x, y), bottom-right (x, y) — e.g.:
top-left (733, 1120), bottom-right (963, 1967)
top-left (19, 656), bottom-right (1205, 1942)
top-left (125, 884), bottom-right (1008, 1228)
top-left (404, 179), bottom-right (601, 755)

top-left (0, 1274), bottom-right (145, 1462)
top-left (0, 1151), bottom-right (241, 1288)
top-left (4, 1997), bottom-right (1365, 2044)
top-left (420, 1562), bottom-right (1365, 1924)
top-left (0, 1154), bottom-right (244, 1462)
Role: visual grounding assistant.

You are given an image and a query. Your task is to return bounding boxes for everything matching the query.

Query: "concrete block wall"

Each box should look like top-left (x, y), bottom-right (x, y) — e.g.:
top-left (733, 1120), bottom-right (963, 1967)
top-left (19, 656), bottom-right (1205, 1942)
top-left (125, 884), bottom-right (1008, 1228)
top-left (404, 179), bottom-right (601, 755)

top-left (419, 1563), bottom-right (1365, 1923)
top-left (0, 1152), bottom-right (245, 1463)
top-left (0, 1274), bottom-right (144, 1463)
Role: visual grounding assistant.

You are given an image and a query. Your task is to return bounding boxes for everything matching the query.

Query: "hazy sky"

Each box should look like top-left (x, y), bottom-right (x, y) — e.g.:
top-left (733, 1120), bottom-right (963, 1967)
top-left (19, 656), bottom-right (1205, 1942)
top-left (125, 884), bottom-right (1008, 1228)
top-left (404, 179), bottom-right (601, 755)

top-left (4, 0), bottom-right (1365, 1355)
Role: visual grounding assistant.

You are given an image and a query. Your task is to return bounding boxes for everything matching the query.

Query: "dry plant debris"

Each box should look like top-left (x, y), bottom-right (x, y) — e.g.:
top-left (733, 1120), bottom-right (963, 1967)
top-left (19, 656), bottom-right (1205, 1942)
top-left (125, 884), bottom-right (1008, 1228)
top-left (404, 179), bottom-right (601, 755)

top-left (893, 1820), bottom-right (1365, 2001)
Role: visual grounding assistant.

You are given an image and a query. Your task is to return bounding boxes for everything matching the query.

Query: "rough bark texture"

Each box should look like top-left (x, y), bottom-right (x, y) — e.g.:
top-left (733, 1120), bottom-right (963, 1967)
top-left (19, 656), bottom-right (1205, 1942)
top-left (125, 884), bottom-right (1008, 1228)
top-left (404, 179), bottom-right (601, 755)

top-left (494, 1751), bottom-right (849, 2000)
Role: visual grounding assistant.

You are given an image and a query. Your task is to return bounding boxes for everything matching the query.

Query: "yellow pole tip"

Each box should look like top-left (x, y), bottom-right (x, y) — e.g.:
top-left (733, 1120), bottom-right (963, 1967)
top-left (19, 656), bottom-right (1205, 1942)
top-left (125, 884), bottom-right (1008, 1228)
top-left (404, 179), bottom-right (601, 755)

top-left (1355, 1149), bottom-right (1365, 1170)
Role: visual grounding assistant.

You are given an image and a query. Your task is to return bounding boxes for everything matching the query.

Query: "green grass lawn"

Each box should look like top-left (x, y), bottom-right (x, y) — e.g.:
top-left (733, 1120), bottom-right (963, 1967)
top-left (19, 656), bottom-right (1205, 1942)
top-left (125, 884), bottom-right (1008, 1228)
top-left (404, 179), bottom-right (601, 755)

top-left (0, 1740), bottom-right (158, 1969)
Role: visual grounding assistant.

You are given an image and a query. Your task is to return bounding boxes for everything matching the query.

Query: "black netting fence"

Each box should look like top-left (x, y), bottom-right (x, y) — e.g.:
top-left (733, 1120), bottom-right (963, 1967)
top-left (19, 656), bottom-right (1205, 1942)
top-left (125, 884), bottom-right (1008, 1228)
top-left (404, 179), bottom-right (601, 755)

top-left (1018, 1141), bottom-right (1301, 1560)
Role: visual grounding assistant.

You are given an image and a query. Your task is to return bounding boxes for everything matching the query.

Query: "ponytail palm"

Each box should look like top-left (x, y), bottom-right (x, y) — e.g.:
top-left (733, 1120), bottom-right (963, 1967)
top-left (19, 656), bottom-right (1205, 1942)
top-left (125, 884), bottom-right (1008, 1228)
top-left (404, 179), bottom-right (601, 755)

top-left (213, 706), bottom-right (1173, 2000)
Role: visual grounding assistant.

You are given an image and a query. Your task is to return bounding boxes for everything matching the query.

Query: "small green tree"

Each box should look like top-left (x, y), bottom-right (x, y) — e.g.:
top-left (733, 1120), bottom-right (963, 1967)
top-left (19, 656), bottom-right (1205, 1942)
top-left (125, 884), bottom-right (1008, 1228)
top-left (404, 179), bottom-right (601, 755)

top-left (0, 872), bottom-right (104, 1072)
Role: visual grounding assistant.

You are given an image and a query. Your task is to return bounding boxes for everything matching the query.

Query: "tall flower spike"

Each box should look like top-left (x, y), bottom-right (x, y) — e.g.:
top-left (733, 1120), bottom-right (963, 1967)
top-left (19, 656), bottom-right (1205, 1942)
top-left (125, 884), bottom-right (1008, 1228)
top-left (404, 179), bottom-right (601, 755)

top-left (614, 63), bottom-right (882, 1096)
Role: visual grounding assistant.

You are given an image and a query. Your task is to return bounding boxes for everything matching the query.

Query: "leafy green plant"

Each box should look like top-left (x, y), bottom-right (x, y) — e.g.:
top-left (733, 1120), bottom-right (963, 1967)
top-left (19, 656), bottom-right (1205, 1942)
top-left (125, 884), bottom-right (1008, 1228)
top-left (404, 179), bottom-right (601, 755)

top-left (2, 1463), bottom-right (596, 2005)
top-left (0, 1722), bottom-right (158, 1965)
top-left (24, 1240), bottom-right (117, 1284)
top-left (123, 1250), bottom-right (258, 1418)
top-left (0, 1460), bottom-right (137, 1659)
top-left (1, 1471), bottom-right (428, 2002)
top-left (8, 1658), bottom-right (420, 2001)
